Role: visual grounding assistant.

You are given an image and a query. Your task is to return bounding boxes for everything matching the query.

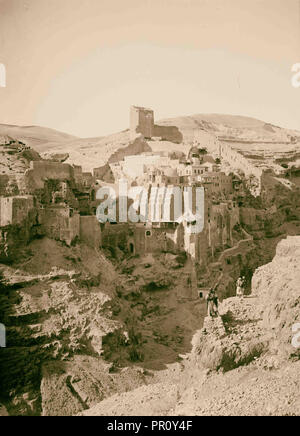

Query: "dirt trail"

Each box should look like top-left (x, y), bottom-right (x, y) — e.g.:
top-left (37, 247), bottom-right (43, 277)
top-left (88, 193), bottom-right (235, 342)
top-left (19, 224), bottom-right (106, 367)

top-left (80, 359), bottom-right (300, 416)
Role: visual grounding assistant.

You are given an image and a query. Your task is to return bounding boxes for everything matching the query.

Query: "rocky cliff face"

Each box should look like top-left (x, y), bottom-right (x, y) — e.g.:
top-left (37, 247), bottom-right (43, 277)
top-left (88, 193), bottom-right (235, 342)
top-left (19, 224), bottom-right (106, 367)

top-left (193, 236), bottom-right (300, 372)
top-left (1, 123), bottom-right (299, 416)
top-left (252, 236), bottom-right (300, 362)
top-left (0, 137), bottom-right (41, 196)
top-left (185, 237), bottom-right (299, 415)
top-left (79, 236), bottom-right (300, 417)
top-left (0, 238), bottom-right (126, 415)
top-left (0, 239), bottom-right (205, 415)
top-left (1, 214), bottom-right (299, 415)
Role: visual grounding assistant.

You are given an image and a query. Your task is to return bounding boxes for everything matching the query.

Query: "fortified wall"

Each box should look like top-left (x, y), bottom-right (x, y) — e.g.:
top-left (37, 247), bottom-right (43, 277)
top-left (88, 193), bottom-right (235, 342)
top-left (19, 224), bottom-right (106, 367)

top-left (24, 161), bottom-right (75, 192)
top-left (0, 130), bottom-right (242, 269)
top-left (0, 199), bottom-right (102, 257)
top-left (0, 155), bottom-right (99, 259)
top-left (208, 202), bottom-right (239, 252)
top-left (152, 125), bottom-right (183, 143)
top-left (0, 195), bottom-right (38, 262)
top-left (100, 194), bottom-right (239, 267)
top-left (101, 222), bottom-right (185, 258)
top-left (130, 106), bottom-right (182, 143)
top-left (0, 175), bottom-right (9, 196)
top-left (80, 215), bottom-right (102, 248)
top-left (108, 135), bottom-right (151, 164)
top-left (219, 142), bottom-right (263, 196)
top-left (0, 196), bottom-right (35, 227)
top-left (24, 161), bottom-right (94, 194)
top-left (39, 205), bottom-right (80, 247)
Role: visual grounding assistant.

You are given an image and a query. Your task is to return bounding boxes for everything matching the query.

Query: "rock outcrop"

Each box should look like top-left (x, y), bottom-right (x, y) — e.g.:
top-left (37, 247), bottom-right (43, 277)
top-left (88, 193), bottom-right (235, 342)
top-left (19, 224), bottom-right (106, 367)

top-left (192, 297), bottom-right (267, 372)
top-left (193, 236), bottom-right (300, 371)
top-left (79, 236), bottom-right (300, 416)
top-left (183, 242), bottom-right (300, 414)
top-left (252, 236), bottom-right (300, 362)
top-left (0, 239), bottom-right (123, 415)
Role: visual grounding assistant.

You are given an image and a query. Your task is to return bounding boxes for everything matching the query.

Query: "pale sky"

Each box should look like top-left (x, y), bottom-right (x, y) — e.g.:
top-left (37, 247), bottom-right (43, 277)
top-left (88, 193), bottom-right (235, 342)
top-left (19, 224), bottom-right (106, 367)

top-left (0, 0), bottom-right (299, 137)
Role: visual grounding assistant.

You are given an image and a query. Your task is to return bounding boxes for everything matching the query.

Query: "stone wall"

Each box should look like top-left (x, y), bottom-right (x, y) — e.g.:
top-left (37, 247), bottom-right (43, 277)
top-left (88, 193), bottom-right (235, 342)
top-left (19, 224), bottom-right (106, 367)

top-left (182, 200), bottom-right (237, 265)
top-left (0, 196), bottom-right (35, 227)
top-left (153, 124), bottom-right (183, 143)
top-left (108, 135), bottom-right (151, 165)
top-left (201, 172), bottom-right (233, 196)
top-left (220, 142), bottom-right (262, 196)
top-left (24, 161), bottom-right (75, 192)
top-left (98, 197), bottom-right (238, 265)
top-left (60, 214), bottom-right (80, 246)
top-left (240, 207), bottom-right (266, 231)
top-left (40, 205), bottom-right (80, 246)
top-left (100, 222), bottom-right (184, 257)
top-left (210, 203), bottom-right (232, 247)
top-left (0, 226), bottom-right (32, 262)
top-left (0, 175), bottom-right (9, 196)
top-left (97, 186), bottom-right (240, 268)
top-left (129, 106), bottom-right (183, 143)
top-left (0, 196), bottom-right (37, 262)
top-left (93, 164), bottom-right (116, 184)
top-left (79, 216), bottom-right (102, 248)
top-left (101, 223), bottom-right (129, 254)
top-left (73, 165), bottom-right (84, 185)
top-left (133, 224), bottom-right (183, 255)
top-left (184, 227), bottom-right (208, 265)
top-left (82, 173), bottom-right (94, 187)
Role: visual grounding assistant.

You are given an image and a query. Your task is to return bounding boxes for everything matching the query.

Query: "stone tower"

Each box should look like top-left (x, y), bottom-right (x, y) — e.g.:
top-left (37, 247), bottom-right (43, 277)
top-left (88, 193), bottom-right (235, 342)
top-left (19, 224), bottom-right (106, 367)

top-left (130, 106), bottom-right (154, 139)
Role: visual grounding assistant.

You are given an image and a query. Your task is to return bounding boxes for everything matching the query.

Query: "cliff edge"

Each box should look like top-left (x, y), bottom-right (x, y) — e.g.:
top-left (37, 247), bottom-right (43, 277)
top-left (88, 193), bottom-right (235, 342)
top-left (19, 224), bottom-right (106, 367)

top-left (80, 236), bottom-right (300, 416)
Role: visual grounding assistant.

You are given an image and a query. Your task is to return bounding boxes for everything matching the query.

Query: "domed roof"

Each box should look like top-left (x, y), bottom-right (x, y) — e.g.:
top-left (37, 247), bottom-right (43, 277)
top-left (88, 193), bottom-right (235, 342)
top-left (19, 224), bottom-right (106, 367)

top-left (202, 155), bottom-right (216, 164)
top-left (187, 145), bottom-right (203, 161)
top-left (189, 146), bottom-right (200, 155)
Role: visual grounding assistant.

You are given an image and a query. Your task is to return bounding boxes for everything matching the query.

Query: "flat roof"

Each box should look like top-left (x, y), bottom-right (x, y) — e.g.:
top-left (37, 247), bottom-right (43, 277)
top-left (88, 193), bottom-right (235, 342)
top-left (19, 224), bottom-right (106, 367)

top-left (131, 105), bottom-right (154, 112)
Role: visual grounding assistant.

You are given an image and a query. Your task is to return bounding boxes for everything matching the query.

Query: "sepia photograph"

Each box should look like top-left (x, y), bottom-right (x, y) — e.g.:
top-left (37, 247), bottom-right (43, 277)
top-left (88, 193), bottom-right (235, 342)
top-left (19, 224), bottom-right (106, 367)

top-left (0, 0), bottom-right (299, 420)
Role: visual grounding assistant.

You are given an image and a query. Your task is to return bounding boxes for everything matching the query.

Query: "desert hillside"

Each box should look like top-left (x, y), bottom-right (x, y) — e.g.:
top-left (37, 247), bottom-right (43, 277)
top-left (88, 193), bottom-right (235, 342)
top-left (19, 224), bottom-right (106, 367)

top-left (1, 114), bottom-right (299, 172)
top-left (158, 113), bottom-right (300, 139)
top-left (0, 124), bottom-right (77, 152)
top-left (0, 113), bottom-right (299, 416)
